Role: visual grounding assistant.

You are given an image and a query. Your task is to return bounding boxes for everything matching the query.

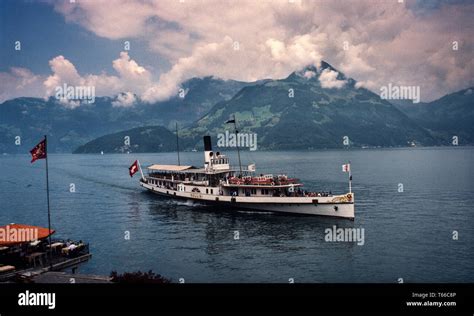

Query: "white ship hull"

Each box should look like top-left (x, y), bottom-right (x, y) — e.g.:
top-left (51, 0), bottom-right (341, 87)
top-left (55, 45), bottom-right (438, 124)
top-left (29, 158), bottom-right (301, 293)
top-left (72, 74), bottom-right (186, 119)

top-left (140, 182), bottom-right (355, 220)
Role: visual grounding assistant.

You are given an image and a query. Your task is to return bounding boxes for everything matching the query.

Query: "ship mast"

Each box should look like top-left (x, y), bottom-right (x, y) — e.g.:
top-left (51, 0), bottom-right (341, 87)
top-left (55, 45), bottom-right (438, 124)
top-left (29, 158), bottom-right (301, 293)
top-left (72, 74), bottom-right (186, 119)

top-left (232, 115), bottom-right (243, 176)
top-left (175, 122), bottom-right (181, 166)
top-left (349, 160), bottom-right (352, 193)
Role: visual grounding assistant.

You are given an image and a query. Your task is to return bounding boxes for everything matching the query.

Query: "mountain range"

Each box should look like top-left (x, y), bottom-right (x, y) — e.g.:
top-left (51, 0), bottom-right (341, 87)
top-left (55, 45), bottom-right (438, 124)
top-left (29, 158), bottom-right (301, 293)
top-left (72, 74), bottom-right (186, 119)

top-left (0, 77), bottom-right (253, 153)
top-left (1, 61), bottom-right (472, 154)
top-left (73, 126), bottom-right (177, 154)
top-left (180, 62), bottom-right (439, 150)
top-left (392, 88), bottom-right (474, 144)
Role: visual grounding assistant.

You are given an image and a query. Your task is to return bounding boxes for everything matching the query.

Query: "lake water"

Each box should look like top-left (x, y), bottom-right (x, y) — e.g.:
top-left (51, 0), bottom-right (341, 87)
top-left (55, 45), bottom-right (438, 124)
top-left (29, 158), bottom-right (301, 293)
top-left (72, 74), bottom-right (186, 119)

top-left (1, 147), bottom-right (473, 283)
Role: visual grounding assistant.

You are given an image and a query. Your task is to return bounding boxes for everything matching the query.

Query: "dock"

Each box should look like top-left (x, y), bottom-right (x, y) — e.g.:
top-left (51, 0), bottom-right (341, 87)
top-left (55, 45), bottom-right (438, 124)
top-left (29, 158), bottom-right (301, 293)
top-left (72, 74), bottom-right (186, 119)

top-left (30, 271), bottom-right (112, 283)
top-left (0, 253), bottom-right (92, 282)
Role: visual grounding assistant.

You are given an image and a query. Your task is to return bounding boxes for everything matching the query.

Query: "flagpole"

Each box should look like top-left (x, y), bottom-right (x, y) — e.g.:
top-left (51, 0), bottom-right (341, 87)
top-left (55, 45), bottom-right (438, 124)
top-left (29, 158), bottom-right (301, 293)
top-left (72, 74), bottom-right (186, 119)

top-left (175, 122), bottom-right (181, 166)
top-left (349, 160), bottom-right (352, 194)
top-left (233, 115), bottom-right (243, 176)
top-left (137, 159), bottom-right (145, 181)
top-left (44, 135), bottom-right (53, 269)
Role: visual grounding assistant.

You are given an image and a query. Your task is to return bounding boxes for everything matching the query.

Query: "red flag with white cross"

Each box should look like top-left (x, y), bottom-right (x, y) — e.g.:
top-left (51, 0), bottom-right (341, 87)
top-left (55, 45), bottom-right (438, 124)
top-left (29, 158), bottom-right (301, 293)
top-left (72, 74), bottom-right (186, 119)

top-left (129, 160), bottom-right (139, 177)
top-left (30, 138), bottom-right (47, 163)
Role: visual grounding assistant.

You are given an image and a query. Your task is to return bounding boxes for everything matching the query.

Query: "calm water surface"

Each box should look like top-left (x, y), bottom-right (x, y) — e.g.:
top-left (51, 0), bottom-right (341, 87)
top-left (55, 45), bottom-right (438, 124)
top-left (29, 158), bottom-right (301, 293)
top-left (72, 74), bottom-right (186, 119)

top-left (1, 147), bottom-right (473, 282)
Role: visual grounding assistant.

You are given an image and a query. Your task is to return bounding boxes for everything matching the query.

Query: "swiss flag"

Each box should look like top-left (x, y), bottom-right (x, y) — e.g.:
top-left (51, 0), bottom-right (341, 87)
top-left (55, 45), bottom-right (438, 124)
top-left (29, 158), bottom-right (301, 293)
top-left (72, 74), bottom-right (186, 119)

top-left (129, 160), bottom-right (139, 177)
top-left (342, 163), bottom-right (351, 172)
top-left (30, 138), bottom-right (47, 163)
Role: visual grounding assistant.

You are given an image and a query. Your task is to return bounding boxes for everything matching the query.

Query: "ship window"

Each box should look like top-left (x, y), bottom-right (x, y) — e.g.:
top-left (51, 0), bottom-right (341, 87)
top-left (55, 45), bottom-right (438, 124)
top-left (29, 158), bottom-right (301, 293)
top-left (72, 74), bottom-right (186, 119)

top-left (251, 189), bottom-right (257, 195)
top-left (211, 189), bottom-right (214, 194)
top-left (206, 189), bottom-right (208, 194)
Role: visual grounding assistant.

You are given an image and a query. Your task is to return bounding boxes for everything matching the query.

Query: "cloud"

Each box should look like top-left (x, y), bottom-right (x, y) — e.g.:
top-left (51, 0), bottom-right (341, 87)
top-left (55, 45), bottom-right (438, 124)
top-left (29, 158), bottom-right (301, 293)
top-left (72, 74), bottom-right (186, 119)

top-left (0, 68), bottom-right (44, 102)
top-left (319, 69), bottom-right (346, 89)
top-left (44, 55), bottom-right (83, 97)
top-left (303, 70), bottom-right (317, 79)
top-left (112, 52), bottom-right (151, 84)
top-left (142, 34), bottom-right (326, 102)
top-left (355, 80), bottom-right (378, 91)
top-left (42, 52), bottom-right (152, 105)
top-left (52, 0), bottom-right (154, 40)
top-left (0, 52), bottom-right (152, 104)
top-left (53, 0), bottom-right (474, 102)
top-left (2, 0), bottom-right (472, 103)
top-left (54, 0), bottom-right (334, 103)
top-left (112, 92), bottom-right (137, 107)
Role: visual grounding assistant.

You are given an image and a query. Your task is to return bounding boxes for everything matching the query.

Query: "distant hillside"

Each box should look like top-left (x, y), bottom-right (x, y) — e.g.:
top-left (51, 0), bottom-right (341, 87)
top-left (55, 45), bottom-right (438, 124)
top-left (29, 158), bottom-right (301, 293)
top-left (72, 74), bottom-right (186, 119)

top-left (76, 61), bottom-right (472, 153)
top-left (73, 126), bottom-right (177, 154)
top-left (180, 62), bottom-right (438, 150)
top-left (393, 87), bottom-right (474, 144)
top-left (5, 62), bottom-right (473, 154)
top-left (0, 76), bottom-right (255, 153)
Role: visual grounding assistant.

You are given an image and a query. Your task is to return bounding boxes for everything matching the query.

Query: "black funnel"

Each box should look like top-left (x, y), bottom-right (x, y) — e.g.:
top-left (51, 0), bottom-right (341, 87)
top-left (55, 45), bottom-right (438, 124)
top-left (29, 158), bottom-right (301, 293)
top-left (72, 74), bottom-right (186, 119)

top-left (203, 136), bottom-right (212, 151)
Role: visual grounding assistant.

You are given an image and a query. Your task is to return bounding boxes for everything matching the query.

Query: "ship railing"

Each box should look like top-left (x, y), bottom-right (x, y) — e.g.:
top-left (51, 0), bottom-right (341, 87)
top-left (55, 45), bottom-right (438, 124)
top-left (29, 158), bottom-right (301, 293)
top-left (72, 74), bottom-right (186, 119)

top-left (267, 191), bottom-right (333, 198)
top-left (302, 192), bottom-right (333, 197)
top-left (149, 173), bottom-right (173, 179)
top-left (223, 179), bottom-right (302, 186)
top-left (183, 180), bottom-right (209, 186)
top-left (148, 174), bottom-right (188, 181)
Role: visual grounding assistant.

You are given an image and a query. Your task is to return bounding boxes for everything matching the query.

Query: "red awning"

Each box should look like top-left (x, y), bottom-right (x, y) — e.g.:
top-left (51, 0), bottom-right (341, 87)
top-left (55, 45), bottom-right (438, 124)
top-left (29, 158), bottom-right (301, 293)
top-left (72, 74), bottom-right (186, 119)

top-left (0, 224), bottom-right (55, 246)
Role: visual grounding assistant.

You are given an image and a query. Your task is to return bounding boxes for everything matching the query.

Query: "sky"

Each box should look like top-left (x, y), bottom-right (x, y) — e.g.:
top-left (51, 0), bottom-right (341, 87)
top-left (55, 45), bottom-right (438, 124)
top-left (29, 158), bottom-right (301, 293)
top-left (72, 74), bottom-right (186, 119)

top-left (0, 0), bottom-right (473, 105)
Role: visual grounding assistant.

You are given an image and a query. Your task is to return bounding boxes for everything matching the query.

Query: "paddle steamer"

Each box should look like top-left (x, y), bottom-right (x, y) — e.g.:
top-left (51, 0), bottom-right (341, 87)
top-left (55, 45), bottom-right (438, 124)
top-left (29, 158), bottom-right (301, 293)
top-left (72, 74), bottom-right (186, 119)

top-left (138, 136), bottom-right (354, 219)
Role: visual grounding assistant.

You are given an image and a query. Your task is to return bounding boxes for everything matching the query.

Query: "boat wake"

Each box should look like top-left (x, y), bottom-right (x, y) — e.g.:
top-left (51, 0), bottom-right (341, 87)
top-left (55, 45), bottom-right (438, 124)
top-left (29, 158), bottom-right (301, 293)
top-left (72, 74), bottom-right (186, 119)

top-left (237, 210), bottom-right (275, 215)
top-left (60, 169), bottom-right (136, 192)
top-left (173, 200), bottom-right (207, 207)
